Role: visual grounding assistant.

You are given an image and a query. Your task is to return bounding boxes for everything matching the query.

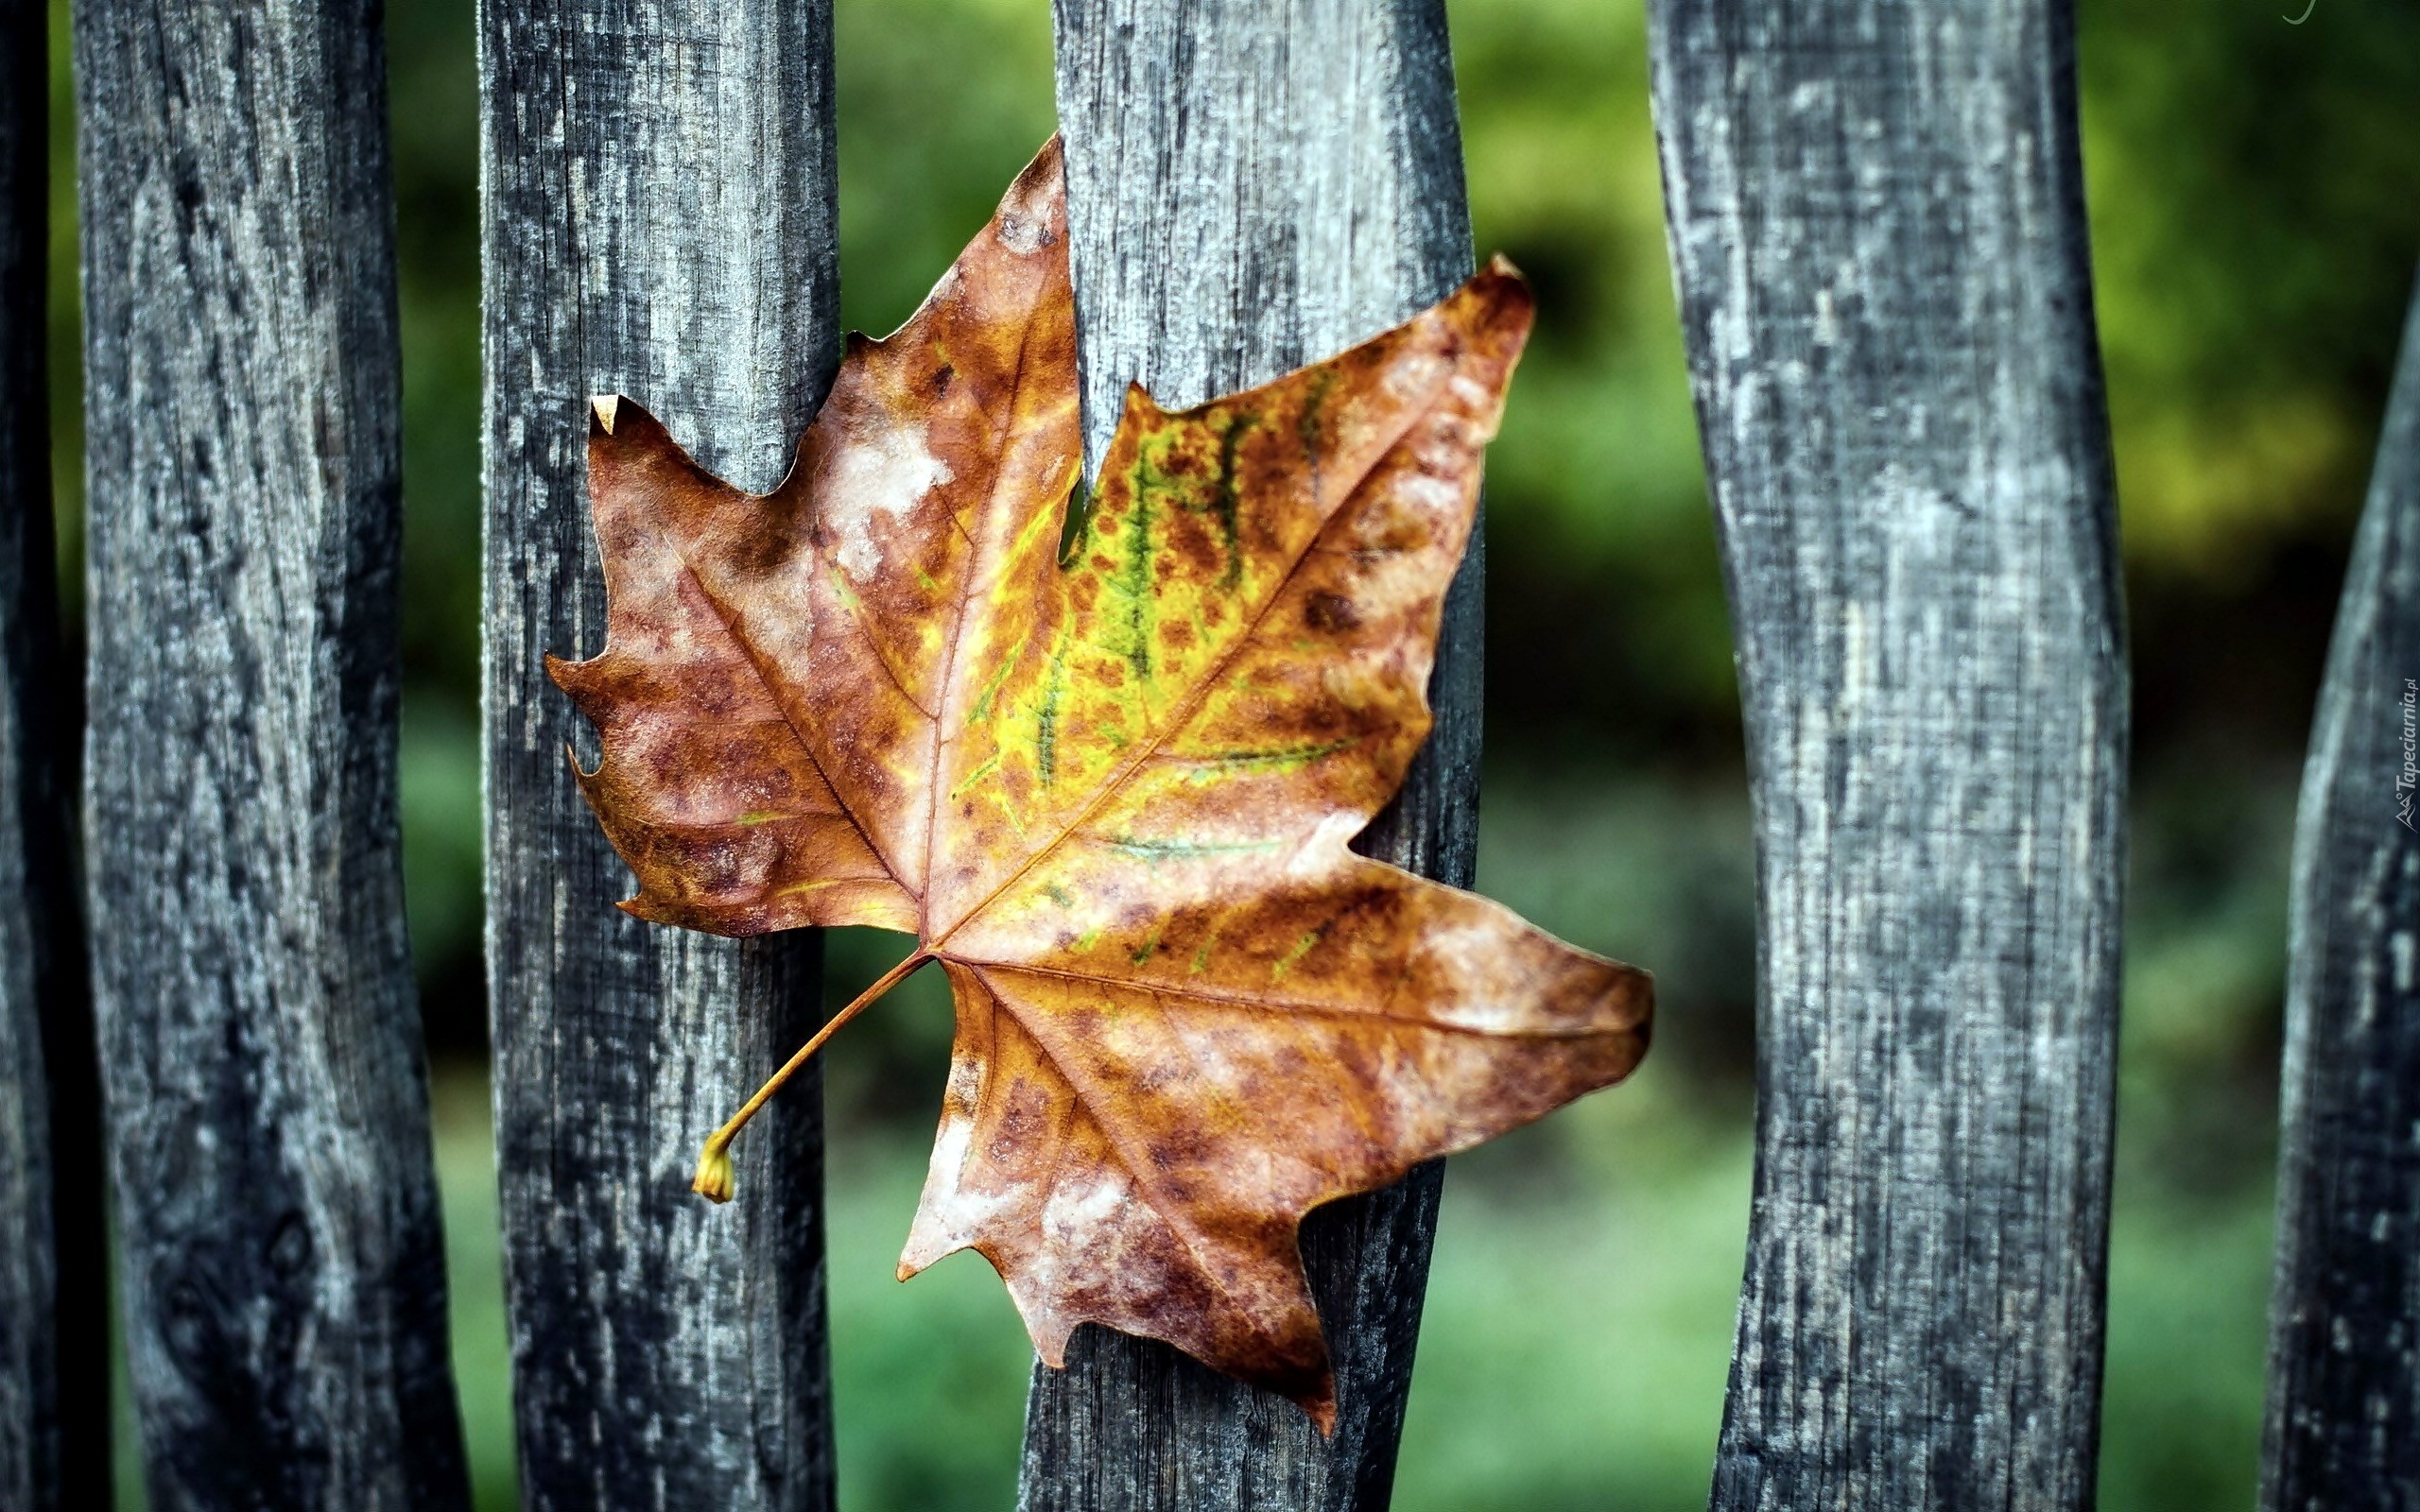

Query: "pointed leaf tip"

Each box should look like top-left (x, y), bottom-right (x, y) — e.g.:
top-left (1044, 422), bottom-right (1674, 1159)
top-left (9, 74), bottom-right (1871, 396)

top-left (1307, 1395), bottom-right (1339, 1439)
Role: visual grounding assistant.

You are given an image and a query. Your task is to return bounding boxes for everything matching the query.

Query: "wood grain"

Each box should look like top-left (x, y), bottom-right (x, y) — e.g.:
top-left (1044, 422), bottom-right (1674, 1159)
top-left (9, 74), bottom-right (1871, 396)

top-left (0, 0), bottom-right (105, 1504)
top-left (2261, 276), bottom-right (2420, 1512)
top-left (1020, 2), bottom-right (1480, 1506)
top-left (478, 2), bottom-right (839, 1506)
top-left (73, 0), bottom-right (467, 1504)
top-left (1646, 3), bottom-right (2126, 1507)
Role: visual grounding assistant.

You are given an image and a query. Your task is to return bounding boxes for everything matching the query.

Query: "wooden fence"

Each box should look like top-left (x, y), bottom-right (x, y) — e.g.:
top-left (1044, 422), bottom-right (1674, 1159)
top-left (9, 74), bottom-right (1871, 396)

top-left (482, 3), bottom-right (837, 1504)
top-left (1651, 6), bottom-right (2127, 1504)
top-left (0, 0), bottom-right (2411, 1509)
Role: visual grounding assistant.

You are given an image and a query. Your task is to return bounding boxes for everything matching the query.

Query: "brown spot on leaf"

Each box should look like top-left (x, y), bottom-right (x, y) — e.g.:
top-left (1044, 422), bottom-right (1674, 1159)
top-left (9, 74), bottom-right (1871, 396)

top-left (1305, 593), bottom-right (1358, 633)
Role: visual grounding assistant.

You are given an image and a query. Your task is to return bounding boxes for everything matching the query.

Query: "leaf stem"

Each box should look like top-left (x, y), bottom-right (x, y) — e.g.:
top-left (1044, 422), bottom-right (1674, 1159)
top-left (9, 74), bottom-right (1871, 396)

top-left (692, 948), bottom-right (934, 1203)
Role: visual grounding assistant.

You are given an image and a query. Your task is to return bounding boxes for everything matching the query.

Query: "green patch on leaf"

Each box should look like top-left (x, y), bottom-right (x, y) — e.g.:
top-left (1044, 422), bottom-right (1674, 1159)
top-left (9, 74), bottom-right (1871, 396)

top-left (1103, 835), bottom-right (1285, 862)
top-left (1181, 739), bottom-right (1359, 779)
top-left (1271, 926), bottom-right (1329, 982)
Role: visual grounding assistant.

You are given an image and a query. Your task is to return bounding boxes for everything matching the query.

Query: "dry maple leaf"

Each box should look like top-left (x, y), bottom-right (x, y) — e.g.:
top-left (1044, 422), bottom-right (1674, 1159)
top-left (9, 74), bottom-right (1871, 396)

top-left (548, 138), bottom-right (1651, 1427)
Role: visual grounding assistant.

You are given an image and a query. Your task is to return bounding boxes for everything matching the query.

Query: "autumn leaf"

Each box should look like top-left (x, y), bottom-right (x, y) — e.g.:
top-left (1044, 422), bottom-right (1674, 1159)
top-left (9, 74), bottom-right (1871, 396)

top-left (548, 137), bottom-right (1651, 1427)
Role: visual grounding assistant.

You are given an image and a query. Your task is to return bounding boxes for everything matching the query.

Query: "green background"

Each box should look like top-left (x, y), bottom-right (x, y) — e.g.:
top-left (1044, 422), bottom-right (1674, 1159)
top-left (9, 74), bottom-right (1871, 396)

top-left (37, 0), bottom-right (2420, 1506)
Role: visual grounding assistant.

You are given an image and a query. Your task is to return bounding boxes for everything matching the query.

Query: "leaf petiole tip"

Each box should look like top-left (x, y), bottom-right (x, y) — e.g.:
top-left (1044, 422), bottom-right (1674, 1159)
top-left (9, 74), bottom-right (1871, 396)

top-left (686, 949), bottom-right (932, 1207)
top-left (693, 1136), bottom-right (735, 1204)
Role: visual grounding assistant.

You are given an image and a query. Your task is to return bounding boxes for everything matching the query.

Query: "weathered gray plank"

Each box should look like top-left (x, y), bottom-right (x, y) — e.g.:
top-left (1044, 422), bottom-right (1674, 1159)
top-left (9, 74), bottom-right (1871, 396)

top-left (72, 0), bottom-right (468, 1505)
top-left (1, 1), bottom-right (106, 1504)
top-left (1019, 3), bottom-right (1479, 1507)
top-left (478, 3), bottom-right (839, 1507)
top-left (2261, 274), bottom-right (2420, 1512)
top-left (1645, 4), bottom-right (2126, 1508)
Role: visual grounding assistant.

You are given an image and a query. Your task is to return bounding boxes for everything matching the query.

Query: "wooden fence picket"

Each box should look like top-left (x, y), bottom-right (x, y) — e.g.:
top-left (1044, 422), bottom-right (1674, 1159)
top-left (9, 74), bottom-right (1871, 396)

top-left (72, 0), bottom-right (467, 1504)
top-left (1646, 3), bottom-right (2128, 1506)
top-left (1018, 2), bottom-right (1483, 1507)
top-left (2261, 276), bottom-right (2420, 1512)
top-left (476, 2), bottom-right (841, 1507)
top-left (0, 1), bottom-right (106, 1505)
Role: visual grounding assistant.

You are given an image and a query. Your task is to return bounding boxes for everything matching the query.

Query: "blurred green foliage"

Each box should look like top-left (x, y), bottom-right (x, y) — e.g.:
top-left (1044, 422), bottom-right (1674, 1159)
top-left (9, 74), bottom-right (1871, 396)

top-left (43, 0), bottom-right (2418, 1505)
